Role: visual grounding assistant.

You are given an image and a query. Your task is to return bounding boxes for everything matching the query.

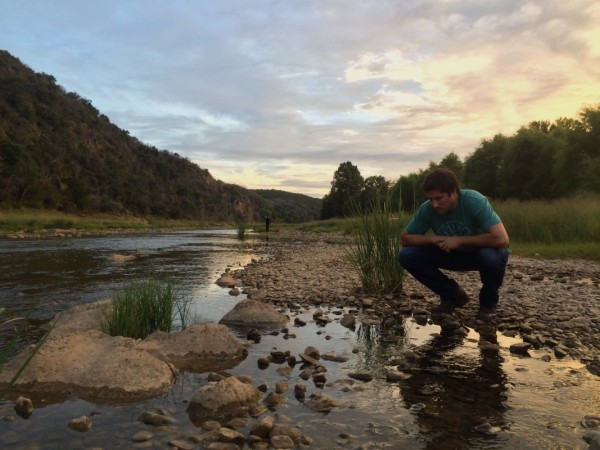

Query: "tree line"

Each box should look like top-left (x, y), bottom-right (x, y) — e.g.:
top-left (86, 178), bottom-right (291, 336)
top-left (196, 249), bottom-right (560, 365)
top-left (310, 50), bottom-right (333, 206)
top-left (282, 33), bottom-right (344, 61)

top-left (321, 104), bottom-right (600, 218)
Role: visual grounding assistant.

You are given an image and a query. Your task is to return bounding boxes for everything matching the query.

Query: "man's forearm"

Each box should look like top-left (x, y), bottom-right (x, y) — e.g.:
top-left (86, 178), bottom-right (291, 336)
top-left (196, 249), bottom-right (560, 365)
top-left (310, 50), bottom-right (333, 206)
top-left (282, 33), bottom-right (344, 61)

top-left (401, 225), bottom-right (509, 250)
top-left (400, 233), bottom-right (436, 247)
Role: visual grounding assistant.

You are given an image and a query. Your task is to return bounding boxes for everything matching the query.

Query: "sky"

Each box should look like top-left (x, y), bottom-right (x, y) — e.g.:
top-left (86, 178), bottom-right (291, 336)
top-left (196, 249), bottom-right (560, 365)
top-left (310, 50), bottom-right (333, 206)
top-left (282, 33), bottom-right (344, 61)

top-left (1, 1), bottom-right (599, 198)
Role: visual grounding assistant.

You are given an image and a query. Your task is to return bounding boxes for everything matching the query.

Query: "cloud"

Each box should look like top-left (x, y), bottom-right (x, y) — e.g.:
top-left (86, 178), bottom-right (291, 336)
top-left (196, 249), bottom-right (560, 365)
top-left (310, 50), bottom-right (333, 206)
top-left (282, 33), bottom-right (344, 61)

top-left (0, 0), bottom-right (599, 198)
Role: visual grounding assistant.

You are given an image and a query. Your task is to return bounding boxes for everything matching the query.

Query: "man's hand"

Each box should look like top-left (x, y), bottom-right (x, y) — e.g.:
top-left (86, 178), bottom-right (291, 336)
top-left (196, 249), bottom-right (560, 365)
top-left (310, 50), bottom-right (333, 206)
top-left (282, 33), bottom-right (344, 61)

top-left (431, 236), bottom-right (462, 252)
top-left (401, 223), bottom-right (509, 251)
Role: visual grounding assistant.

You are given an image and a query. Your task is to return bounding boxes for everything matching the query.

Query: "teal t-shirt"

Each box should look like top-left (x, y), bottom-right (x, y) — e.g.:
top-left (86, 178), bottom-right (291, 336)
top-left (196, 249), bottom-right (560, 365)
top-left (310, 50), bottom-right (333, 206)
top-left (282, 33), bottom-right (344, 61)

top-left (405, 189), bottom-right (501, 237)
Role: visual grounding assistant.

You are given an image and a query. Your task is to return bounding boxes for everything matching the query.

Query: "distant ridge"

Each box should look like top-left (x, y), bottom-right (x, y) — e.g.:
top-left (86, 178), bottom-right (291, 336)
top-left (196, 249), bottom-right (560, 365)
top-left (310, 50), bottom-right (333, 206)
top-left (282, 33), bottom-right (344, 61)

top-left (0, 50), bottom-right (321, 222)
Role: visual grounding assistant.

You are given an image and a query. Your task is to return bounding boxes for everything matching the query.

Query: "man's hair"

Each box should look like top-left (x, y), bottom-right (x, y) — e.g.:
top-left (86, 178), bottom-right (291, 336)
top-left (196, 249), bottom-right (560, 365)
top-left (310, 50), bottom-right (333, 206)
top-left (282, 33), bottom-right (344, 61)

top-left (422, 168), bottom-right (460, 194)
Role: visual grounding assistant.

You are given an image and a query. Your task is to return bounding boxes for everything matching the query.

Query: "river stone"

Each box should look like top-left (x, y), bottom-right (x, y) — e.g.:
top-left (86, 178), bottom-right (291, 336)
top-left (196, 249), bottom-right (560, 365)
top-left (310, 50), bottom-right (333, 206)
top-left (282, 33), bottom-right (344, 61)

top-left (132, 431), bottom-right (154, 442)
top-left (263, 391), bottom-right (285, 407)
top-left (187, 376), bottom-right (261, 423)
top-left (49, 299), bottom-right (110, 335)
top-left (14, 396), bottom-right (33, 417)
top-left (509, 342), bottom-right (532, 356)
top-left (250, 414), bottom-right (275, 438)
top-left (139, 410), bottom-right (176, 425)
top-left (219, 299), bottom-right (288, 326)
top-left (583, 430), bottom-right (600, 450)
top-left (0, 329), bottom-right (175, 401)
top-left (168, 439), bottom-right (194, 450)
top-left (216, 273), bottom-right (242, 287)
top-left (270, 435), bottom-right (294, 449)
top-left (270, 424), bottom-right (303, 442)
top-left (218, 427), bottom-right (246, 446)
top-left (141, 323), bottom-right (247, 371)
top-left (68, 416), bottom-right (92, 432)
top-left (340, 313), bottom-right (356, 328)
top-left (305, 392), bottom-right (339, 413)
top-left (348, 371), bottom-right (374, 382)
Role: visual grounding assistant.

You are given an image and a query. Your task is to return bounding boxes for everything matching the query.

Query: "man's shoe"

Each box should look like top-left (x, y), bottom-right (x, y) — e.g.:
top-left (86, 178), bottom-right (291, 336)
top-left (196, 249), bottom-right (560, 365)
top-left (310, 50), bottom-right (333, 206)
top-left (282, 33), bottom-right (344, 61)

top-left (431, 288), bottom-right (470, 314)
top-left (477, 307), bottom-right (497, 322)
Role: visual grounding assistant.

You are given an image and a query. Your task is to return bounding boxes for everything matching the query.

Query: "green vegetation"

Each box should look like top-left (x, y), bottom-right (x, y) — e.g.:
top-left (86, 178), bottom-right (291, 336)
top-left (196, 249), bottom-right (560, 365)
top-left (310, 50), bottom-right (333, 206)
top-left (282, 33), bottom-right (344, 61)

top-left (0, 209), bottom-right (221, 235)
top-left (236, 221), bottom-right (249, 240)
top-left (345, 199), bottom-right (404, 294)
top-left (101, 278), bottom-right (191, 339)
top-left (280, 194), bottom-right (600, 260)
top-left (495, 195), bottom-right (600, 245)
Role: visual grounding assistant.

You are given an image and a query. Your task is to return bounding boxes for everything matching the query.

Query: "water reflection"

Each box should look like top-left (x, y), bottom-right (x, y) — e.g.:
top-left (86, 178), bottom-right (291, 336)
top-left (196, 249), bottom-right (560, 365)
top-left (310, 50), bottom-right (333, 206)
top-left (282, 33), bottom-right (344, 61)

top-left (398, 320), bottom-right (508, 450)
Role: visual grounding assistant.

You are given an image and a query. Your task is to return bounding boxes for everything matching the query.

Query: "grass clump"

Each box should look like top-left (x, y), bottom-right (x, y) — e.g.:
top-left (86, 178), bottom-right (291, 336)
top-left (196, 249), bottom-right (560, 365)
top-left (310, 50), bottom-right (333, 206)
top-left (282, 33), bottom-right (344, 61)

top-left (236, 222), bottom-right (249, 240)
top-left (345, 198), bottom-right (405, 294)
top-left (102, 278), bottom-right (190, 339)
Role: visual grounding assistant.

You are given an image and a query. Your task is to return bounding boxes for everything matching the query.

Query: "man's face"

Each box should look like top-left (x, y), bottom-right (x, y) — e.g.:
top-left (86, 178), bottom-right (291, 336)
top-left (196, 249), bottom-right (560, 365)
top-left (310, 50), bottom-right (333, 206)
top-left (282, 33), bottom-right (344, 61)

top-left (425, 189), bottom-right (458, 215)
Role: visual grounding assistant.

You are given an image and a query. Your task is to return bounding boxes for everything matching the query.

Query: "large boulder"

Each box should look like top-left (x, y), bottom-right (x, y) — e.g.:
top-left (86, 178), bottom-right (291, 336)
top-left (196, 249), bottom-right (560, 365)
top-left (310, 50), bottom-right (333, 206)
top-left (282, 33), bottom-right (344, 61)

top-left (141, 323), bottom-right (248, 371)
top-left (0, 330), bottom-right (175, 401)
top-left (219, 299), bottom-right (288, 326)
top-left (187, 376), bottom-right (261, 423)
top-left (0, 301), bottom-right (249, 402)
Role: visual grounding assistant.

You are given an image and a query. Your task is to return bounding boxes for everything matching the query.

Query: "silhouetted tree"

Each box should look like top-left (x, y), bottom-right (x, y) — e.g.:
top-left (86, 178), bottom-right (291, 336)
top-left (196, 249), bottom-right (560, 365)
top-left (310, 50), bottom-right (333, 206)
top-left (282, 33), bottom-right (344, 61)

top-left (321, 161), bottom-right (364, 219)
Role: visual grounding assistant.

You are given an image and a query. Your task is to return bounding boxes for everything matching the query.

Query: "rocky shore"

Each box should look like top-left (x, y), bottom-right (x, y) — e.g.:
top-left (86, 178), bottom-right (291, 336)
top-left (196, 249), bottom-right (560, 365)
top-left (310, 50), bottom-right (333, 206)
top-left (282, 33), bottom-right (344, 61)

top-left (240, 231), bottom-right (600, 368)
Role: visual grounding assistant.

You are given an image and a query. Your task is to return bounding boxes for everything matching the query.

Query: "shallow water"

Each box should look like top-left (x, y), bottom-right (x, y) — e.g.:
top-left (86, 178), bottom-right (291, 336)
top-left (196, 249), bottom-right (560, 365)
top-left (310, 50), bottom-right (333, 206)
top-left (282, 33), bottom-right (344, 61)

top-left (1, 231), bottom-right (598, 449)
top-left (0, 229), bottom-right (268, 354)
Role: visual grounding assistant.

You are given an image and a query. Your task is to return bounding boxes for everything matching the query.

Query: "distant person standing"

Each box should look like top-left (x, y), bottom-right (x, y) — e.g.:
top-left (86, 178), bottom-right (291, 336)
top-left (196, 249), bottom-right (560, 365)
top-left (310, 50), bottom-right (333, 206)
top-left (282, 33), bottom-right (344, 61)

top-left (265, 216), bottom-right (272, 232)
top-left (397, 168), bottom-right (510, 322)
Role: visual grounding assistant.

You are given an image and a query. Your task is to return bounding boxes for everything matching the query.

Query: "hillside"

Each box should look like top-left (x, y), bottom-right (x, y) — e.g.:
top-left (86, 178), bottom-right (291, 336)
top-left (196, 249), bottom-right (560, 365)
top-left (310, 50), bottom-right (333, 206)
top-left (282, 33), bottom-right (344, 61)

top-left (0, 50), bottom-right (321, 223)
top-left (252, 189), bottom-right (321, 222)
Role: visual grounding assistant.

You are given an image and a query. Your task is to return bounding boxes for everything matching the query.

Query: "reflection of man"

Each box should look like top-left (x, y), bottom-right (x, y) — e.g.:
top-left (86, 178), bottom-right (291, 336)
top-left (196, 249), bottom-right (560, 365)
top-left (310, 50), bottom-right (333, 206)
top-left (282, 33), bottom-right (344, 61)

top-left (398, 168), bottom-right (510, 321)
top-left (399, 323), bottom-right (508, 449)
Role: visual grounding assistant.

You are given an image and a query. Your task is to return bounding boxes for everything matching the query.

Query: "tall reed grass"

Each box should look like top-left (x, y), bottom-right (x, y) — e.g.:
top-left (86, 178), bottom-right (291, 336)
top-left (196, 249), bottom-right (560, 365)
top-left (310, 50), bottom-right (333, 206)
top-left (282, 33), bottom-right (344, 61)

top-left (101, 278), bottom-right (191, 339)
top-left (494, 194), bottom-right (600, 245)
top-left (344, 199), bottom-right (405, 294)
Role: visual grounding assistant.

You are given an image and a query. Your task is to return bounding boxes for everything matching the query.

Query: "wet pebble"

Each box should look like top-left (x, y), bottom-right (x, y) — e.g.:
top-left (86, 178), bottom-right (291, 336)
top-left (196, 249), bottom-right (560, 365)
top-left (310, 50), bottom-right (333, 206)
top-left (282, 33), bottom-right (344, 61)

top-left (132, 430), bottom-right (154, 442)
top-left (68, 415), bottom-right (92, 432)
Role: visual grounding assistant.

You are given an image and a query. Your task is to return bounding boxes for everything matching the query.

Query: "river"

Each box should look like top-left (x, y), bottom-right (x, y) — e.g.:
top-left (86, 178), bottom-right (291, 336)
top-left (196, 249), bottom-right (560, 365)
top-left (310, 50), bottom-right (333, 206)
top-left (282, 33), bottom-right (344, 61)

top-left (0, 230), bottom-right (598, 449)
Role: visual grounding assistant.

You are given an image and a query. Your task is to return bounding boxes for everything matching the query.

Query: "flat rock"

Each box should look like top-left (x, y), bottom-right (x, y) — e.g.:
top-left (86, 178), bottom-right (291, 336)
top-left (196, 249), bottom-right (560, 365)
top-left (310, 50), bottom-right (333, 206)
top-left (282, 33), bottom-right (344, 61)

top-left (0, 301), bottom-right (248, 401)
top-left (141, 323), bottom-right (247, 371)
top-left (0, 329), bottom-right (175, 401)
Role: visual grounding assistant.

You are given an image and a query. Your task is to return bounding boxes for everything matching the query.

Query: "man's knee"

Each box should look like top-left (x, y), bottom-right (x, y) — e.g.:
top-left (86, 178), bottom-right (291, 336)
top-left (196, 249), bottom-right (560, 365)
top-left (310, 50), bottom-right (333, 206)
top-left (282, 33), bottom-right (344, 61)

top-left (397, 246), bottom-right (421, 268)
top-left (478, 248), bottom-right (509, 271)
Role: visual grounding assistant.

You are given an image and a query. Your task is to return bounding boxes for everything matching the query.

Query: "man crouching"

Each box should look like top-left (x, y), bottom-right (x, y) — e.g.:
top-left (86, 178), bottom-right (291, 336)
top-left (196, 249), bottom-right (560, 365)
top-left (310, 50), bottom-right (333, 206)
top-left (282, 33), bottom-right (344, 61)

top-left (398, 168), bottom-right (510, 322)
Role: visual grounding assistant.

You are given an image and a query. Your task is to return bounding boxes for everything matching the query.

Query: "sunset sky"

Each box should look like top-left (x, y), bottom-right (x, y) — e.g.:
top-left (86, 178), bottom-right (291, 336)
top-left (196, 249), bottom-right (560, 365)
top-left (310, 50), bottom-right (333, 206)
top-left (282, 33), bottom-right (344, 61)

top-left (1, 1), bottom-right (599, 197)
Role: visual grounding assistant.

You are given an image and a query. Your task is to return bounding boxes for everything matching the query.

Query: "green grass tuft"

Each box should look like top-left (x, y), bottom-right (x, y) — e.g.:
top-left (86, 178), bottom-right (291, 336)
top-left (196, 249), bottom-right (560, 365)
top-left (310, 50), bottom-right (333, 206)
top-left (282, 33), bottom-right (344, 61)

top-left (101, 278), bottom-right (190, 339)
top-left (344, 198), bottom-right (405, 294)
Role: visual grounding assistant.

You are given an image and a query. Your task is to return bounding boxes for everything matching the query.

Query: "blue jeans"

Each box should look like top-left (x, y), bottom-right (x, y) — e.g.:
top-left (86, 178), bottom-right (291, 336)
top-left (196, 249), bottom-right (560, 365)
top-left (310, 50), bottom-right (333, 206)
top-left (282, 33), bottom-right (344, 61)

top-left (397, 246), bottom-right (509, 309)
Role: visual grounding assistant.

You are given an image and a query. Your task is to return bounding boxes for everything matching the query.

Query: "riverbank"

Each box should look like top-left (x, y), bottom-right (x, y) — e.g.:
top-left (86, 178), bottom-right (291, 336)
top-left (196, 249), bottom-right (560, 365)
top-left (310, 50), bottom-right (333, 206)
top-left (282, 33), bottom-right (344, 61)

top-left (241, 231), bottom-right (600, 364)
top-left (0, 209), bottom-right (225, 237)
top-left (2, 229), bottom-right (600, 449)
